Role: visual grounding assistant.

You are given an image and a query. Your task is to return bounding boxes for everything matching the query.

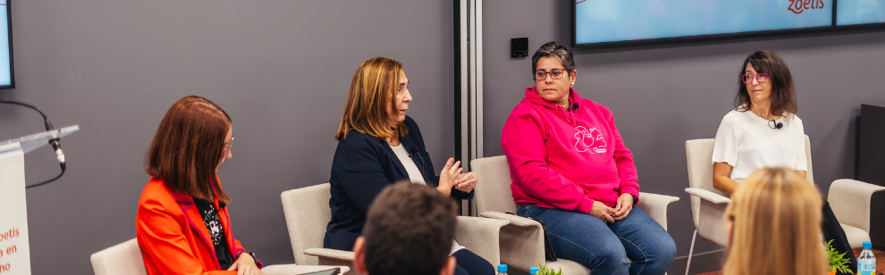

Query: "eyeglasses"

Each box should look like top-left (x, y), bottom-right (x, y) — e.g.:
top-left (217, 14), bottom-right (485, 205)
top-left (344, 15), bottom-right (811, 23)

top-left (223, 135), bottom-right (234, 152)
top-left (535, 69), bottom-right (566, 80)
top-left (741, 73), bottom-right (770, 84)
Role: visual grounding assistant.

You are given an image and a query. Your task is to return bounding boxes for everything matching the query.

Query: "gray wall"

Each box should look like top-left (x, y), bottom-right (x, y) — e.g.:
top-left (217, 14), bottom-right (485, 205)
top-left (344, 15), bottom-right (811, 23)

top-left (4, 0), bottom-right (885, 273)
top-left (0, 1), bottom-right (454, 274)
top-left (482, 0), bottom-right (885, 270)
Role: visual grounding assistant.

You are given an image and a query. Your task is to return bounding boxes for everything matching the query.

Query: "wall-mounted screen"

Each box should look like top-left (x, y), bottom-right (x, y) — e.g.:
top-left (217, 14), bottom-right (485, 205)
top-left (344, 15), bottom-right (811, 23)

top-left (0, 0), bottom-right (12, 88)
top-left (575, 0), bottom-right (834, 46)
top-left (837, 0), bottom-right (885, 26)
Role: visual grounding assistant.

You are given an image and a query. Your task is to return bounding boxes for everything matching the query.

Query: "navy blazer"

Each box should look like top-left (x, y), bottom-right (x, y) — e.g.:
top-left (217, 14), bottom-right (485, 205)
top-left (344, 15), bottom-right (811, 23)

top-left (324, 116), bottom-right (473, 251)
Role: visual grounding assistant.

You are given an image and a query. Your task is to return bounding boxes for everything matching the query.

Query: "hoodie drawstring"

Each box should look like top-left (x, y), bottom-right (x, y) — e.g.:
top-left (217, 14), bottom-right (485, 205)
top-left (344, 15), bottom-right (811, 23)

top-left (560, 105), bottom-right (577, 127)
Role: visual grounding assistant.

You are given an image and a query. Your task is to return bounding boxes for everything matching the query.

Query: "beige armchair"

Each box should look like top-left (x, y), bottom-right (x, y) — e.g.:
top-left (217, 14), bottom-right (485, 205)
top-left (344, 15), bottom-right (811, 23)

top-left (683, 136), bottom-right (885, 275)
top-left (90, 239), bottom-right (147, 275)
top-left (280, 183), bottom-right (511, 275)
top-left (471, 155), bottom-right (680, 274)
top-left (90, 238), bottom-right (347, 275)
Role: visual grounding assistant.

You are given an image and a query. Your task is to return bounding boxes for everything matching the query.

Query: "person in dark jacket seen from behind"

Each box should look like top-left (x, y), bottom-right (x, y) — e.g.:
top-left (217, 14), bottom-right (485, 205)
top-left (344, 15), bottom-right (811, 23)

top-left (353, 182), bottom-right (459, 275)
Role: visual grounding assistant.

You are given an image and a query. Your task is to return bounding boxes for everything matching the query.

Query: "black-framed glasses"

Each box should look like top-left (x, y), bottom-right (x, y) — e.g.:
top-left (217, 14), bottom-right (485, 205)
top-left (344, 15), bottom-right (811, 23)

top-left (741, 73), bottom-right (770, 84)
top-left (535, 69), bottom-right (566, 80)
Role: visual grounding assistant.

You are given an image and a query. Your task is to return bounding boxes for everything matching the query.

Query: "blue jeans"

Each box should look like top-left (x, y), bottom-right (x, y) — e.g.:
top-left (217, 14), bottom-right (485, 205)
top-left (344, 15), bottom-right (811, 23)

top-left (516, 205), bottom-right (676, 275)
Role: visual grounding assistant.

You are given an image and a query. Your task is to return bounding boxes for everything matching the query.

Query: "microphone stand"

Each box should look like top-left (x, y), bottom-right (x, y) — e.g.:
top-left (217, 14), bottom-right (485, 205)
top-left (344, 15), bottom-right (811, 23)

top-left (0, 100), bottom-right (67, 188)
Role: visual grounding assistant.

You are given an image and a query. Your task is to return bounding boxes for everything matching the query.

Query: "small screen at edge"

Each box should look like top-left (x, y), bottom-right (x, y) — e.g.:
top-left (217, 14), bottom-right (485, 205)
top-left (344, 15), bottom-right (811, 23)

top-left (0, 0), bottom-right (10, 87)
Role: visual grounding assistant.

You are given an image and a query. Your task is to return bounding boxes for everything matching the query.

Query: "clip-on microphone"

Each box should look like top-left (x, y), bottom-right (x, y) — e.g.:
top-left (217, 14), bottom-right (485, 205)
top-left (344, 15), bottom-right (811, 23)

top-left (409, 147), bottom-right (426, 176)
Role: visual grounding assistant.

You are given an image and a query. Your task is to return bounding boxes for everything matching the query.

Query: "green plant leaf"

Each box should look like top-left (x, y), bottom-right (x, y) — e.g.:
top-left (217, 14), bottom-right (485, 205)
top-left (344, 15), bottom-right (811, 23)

top-left (534, 261), bottom-right (563, 275)
top-left (825, 239), bottom-right (852, 273)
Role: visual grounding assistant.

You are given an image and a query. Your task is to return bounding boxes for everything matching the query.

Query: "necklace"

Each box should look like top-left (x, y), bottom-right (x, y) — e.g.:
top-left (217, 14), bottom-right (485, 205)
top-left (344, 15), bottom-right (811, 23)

top-left (386, 137), bottom-right (401, 146)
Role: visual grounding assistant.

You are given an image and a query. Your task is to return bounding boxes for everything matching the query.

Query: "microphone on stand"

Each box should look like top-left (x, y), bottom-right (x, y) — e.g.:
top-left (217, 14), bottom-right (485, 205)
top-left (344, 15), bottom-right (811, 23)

top-left (0, 100), bottom-right (68, 188)
top-left (50, 138), bottom-right (66, 171)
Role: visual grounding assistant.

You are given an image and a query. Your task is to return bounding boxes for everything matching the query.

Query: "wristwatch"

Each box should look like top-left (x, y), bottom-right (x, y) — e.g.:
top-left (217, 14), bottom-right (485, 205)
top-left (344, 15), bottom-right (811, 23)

top-left (237, 251), bottom-right (259, 265)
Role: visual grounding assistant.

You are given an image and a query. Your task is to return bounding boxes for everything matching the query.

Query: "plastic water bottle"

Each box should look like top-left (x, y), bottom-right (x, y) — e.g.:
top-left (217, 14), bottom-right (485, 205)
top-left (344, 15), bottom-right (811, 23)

top-left (496, 264), bottom-right (508, 275)
top-left (529, 267), bottom-right (539, 274)
top-left (858, 242), bottom-right (876, 275)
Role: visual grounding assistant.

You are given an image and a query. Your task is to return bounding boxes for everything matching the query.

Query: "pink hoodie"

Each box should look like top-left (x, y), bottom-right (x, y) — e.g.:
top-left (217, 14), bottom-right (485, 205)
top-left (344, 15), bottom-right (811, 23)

top-left (501, 87), bottom-right (639, 214)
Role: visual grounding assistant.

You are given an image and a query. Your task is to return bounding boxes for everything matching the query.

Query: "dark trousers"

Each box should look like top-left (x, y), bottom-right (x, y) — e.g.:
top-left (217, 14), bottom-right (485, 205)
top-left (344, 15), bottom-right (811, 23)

top-left (823, 200), bottom-right (858, 275)
top-left (453, 249), bottom-right (495, 275)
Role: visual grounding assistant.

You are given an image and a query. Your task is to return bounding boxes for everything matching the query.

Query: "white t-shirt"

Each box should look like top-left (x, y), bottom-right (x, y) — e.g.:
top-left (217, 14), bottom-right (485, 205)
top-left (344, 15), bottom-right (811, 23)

top-left (389, 144), bottom-right (464, 254)
top-left (389, 144), bottom-right (426, 185)
top-left (711, 110), bottom-right (807, 183)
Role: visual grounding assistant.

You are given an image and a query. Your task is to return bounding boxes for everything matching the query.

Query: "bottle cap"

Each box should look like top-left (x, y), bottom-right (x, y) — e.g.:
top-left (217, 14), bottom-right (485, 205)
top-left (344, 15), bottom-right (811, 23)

top-left (498, 264), bottom-right (507, 272)
top-left (530, 267), bottom-right (539, 274)
top-left (863, 242), bottom-right (872, 249)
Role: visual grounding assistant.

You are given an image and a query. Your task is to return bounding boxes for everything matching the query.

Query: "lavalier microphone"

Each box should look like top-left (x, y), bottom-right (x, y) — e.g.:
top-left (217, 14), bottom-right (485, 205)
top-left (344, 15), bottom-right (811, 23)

top-left (769, 120), bottom-right (783, 129)
top-left (409, 146), bottom-right (426, 176)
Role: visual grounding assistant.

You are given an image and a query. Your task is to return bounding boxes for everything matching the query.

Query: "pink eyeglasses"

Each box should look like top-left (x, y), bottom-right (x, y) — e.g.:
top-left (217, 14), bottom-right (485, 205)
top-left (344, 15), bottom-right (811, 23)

top-left (741, 73), bottom-right (770, 84)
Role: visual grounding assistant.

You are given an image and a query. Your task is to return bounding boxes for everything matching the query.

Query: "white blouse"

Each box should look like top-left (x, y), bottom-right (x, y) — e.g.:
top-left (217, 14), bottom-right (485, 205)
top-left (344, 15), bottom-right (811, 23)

top-left (711, 110), bottom-right (807, 183)
top-left (389, 144), bottom-right (426, 185)
top-left (389, 143), bottom-right (464, 254)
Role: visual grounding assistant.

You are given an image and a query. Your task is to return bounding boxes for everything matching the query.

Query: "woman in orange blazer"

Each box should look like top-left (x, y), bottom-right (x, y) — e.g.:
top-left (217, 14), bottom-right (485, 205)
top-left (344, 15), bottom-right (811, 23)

top-left (136, 96), bottom-right (264, 275)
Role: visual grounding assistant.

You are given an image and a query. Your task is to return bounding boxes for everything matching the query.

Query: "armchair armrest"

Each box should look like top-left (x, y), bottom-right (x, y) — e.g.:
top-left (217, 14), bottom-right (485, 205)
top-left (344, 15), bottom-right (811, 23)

top-left (686, 188), bottom-right (731, 247)
top-left (262, 264), bottom-right (350, 275)
top-left (637, 192), bottom-right (680, 231)
top-left (455, 216), bottom-right (510, 267)
top-left (479, 211), bottom-right (545, 272)
top-left (304, 247), bottom-right (354, 264)
top-left (828, 179), bottom-right (885, 234)
top-left (480, 211), bottom-right (541, 227)
top-left (685, 188), bottom-right (732, 205)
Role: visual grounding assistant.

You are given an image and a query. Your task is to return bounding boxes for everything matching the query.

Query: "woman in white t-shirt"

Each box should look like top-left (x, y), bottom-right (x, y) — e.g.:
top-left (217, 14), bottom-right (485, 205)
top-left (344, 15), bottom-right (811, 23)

top-left (711, 50), bottom-right (856, 275)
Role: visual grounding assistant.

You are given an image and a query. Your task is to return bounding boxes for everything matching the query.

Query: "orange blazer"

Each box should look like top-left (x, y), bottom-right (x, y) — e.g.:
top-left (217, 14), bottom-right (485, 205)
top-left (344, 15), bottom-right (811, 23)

top-left (136, 176), bottom-right (263, 275)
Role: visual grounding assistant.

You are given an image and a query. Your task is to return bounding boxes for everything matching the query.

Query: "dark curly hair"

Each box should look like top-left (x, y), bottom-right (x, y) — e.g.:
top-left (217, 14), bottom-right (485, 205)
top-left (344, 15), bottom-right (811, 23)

top-left (735, 50), bottom-right (797, 118)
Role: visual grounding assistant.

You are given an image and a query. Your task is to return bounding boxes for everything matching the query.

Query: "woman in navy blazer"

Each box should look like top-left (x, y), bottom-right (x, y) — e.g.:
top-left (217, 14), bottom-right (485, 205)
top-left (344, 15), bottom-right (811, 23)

top-left (325, 57), bottom-right (491, 275)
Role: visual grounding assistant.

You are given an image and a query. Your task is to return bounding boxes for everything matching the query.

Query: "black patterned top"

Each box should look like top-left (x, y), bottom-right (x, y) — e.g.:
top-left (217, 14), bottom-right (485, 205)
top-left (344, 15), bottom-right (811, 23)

top-left (193, 198), bottom-right (233, 270)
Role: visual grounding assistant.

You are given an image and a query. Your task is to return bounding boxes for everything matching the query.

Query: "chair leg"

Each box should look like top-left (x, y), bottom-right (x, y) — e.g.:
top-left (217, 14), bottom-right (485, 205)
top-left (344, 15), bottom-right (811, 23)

top-left (684, 229), bottom-right (697, 275)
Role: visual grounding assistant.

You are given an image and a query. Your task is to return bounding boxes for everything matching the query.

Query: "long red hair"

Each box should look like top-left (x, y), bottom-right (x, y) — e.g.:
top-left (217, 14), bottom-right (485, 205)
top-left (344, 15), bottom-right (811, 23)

top-left (146, 96), bottom-right (232, 203)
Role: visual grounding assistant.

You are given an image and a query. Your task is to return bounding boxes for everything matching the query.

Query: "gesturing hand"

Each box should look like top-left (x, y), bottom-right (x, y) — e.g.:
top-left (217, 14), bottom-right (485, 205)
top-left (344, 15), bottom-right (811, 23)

top-left (437, 157), bottom-right (462, 197)
top-left (612, 193), bottom-right (634, 221)
top-left (454, 172), bottom-right (478, 193)
top-left (226, 253), bottom-right (264, 275)
top-left (589, 201), bottom-right (616, 224)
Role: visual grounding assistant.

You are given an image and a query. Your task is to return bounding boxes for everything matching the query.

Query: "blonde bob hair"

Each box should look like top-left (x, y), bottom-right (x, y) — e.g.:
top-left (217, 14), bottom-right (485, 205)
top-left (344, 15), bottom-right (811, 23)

top-left (336, 57), bottom-right (408, 141)
top-left (723, 167), bottom-right (827, 275)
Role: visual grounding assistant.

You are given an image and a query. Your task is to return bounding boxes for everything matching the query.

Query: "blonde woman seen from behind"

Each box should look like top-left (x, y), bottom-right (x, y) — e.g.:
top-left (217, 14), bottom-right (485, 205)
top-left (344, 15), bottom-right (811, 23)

top-left (723, 167), bottom-right (827, 275)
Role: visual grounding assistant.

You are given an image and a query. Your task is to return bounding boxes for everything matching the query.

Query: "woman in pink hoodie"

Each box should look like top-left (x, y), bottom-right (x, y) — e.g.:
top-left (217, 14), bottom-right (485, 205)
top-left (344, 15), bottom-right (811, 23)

top-left (501, 41), bottom-right (675, 275)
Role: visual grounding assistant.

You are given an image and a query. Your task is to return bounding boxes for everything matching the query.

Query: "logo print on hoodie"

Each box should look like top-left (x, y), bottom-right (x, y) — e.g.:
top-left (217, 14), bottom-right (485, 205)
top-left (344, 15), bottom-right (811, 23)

top-left (574, 126), bottom-right (606, 154)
